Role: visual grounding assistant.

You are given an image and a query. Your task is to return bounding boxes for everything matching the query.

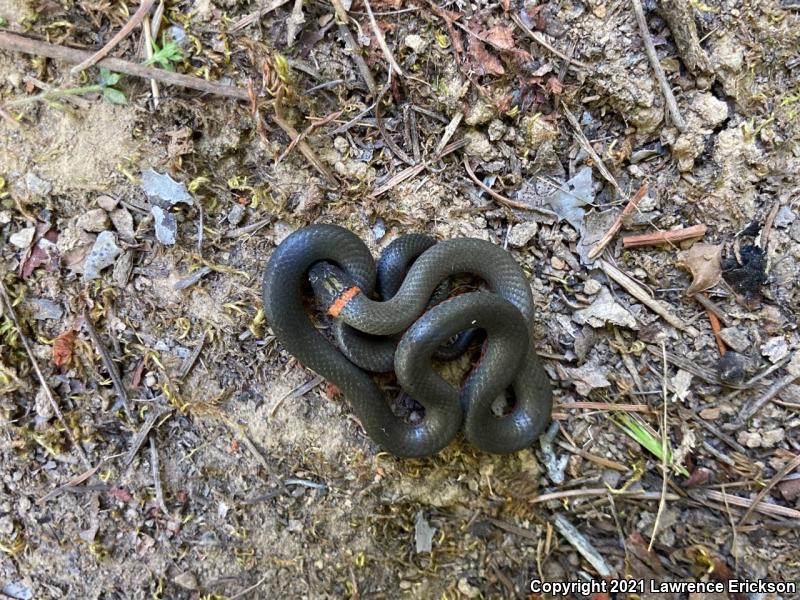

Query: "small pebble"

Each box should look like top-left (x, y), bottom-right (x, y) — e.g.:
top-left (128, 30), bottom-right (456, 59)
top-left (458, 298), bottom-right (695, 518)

top-left (9, 226), bottom-right (35, 249)
top-left (507, 222), bottom-right (538, 248)
top-left (152, 206), bottom-right (177, 245)
top-left (551, 256), bottom-right (567, 270)
top-left (719, 327), bottom-right (750, 353)
top-left (25, 172), bottom-right (52, 196)
top-left (717, 351), bottom-right (746, 386)
top-left (77, 208), bottom-right (111, 232)
top-left (110, 208), bottom-right (135, 241)
top-left (583, 278), bottom-right (601, 295)
top-left (96, 194), bottom-right (119, 211)
top-left (227, 204), bottom-right (246, 226)
top-left (83, 231), bottom-right (121, 281)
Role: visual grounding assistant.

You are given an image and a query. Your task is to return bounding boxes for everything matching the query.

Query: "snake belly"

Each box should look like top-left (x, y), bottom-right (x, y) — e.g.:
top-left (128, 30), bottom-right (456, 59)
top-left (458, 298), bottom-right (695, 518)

top-left (262, 223), bottom-right (553, 457)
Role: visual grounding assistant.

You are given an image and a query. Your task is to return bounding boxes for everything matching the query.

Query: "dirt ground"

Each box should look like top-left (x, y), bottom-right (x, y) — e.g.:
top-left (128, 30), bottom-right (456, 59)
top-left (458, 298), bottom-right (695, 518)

top-left (1, 0), bottom-right (799, 598)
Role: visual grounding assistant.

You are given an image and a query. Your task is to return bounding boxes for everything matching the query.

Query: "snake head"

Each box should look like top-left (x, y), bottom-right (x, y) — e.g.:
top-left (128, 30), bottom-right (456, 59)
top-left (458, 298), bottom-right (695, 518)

top-left (308, 261), bottom-right (361, 317)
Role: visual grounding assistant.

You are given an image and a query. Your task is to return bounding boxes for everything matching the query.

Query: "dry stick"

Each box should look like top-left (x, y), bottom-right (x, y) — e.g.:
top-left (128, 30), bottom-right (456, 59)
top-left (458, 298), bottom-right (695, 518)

top-left (692, 293), bottom-right (730, 326)
top-left (532, 487), bottom-right (677, 504)
top-left (142, 14), bottom-right (160, 107)
top-left (738, 454), bottom-right (800, 529)
top-left (510, 14), bottom-right (589, 68)
top-left (649, 342), bottom-right (670, 551)
top-left (0, 32), bottom-right (250, 100)
top-left (230, 0), bottom-right (292, 32)
top-left (362, 0), bottom-right (404, 77)
top-left (272, 87), bottom-right (337, 186)
top-left (760, 199), bottom-right (781, 250)
top-left (463, 156), bottom-right (556, 217)
top-left (600, 259), bottom-right (699, 335)
top-left (371, 138), bottom-right (466, 197)
top-left (622, 224), bottom-right (707, 249)
top-left (552, 514), bottom-right (613, 577)
top-left (0, 281), bottom-right (91, 469)
top-left (83, 311), bottom-right (134, 421)
top-left (706, 303), bottom-right (726, 355)
top-left (330, 0), bottom-right (378, 96)
top-left (71, 0), bottom-right (156, 74)
top-left (561, 102), bottom-right (620, 193)
top-left (124, 408), bottom-right (164, 465)
top-left (630, 0), bottom-right (686, 131)
top-left (149, 436), bottom-right (169, 514)
top-left (703, 489), bottom-right (800, 520)
top-left (588, 183), bottom-right (649, 259)
top-left (37, 460), bottom-right (105, 504)
top-left (275, 109), bottom-right (343, 165)
top-left (727, 371), bottom-right (799, 430)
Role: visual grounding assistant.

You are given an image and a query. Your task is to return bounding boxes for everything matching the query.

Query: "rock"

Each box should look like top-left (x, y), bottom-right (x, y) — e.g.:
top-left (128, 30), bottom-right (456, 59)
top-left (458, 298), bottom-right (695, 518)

top-left (27, 298), bottom-right (63, 320)
top-left (717, 351), bottom-right (746, 386)
top-left (83, 231), bottom-right (121, 281)
top-left (464, 96), bottom-right (496, 126)
top-left (487, 118), bottom-right (506, 142)
top-left (519, 114), bottom-right (558, 150)
top-left (227, 203), bottom-right (245, 226)
top-left (507, 222), bottom-right (538, 247)
top-left (583, 278), bottom-right (601, 295)
top-left (25, 172), bottom-right (52, 196)
top-left (96, 194), bottom-right (119, 211)
top-left (761, 429), bottom-right (785, 447)
top-left (9, 226), bottom-right (35, 249)
top-left (140, 169), bottom-right (194, 206)
top-left (76, 208), bottom-right (110, 232)
top-left (404, 34), bottom-right (427, 53)
top-left (761, 336), bottom-right (789, 363)
top-left (0, 210), bottom-right (12, 224)
top-left (34, 386), bottom-right (53, 420)
top-left (737, 431), bottom-right (762, 448)
top-left (573, 286), bottom-right (637, 329)
top-left (110, 208), bottom-right (135, 241)
top-left (464, 130), bottom-right (499, 161)
top-left (719, 327), bottom-right (750, 353)
top-left (774, 206), bottom-right (795, 228)
top-left (173, 571), bottom-right (199, 590)
top-left (152, 206), bottom-right (177, 245)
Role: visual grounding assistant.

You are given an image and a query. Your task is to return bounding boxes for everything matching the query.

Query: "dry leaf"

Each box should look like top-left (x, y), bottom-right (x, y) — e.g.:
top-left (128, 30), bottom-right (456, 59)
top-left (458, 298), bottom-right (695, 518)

top-left (468, 39), bottom-right (504, 76)
top-left (483, 25), bottom-right (514, 50)
top-left (52, 330), bottom-right (76, 367)
top-left (677, 243), bottom-right (722, 295)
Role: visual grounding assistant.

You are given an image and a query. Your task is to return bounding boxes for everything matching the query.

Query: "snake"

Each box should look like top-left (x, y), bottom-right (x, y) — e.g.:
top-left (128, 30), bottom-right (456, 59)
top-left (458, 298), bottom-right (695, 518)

top-left (262, 223), bottom-right (553, 458)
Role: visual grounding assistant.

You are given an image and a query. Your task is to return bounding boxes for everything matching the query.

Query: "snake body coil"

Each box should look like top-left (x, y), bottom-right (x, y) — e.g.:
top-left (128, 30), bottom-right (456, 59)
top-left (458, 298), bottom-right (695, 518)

top-left (262, 224), bottom-right (552, 458)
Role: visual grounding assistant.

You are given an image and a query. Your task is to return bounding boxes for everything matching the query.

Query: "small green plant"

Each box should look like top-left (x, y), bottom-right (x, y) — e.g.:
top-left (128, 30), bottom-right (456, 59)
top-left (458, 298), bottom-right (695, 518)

top-left (3, 68), bottom-right (126, 108)
top-left (143, 35), bottom-right (183, 71)
top-left (612, 412), bottom-right (689, 477)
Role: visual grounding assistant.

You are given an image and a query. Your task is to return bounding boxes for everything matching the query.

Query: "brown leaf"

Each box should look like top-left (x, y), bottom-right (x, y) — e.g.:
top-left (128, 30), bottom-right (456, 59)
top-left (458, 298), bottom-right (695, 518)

top-left (52, 330), bottom-right (76, 368)
top-left (483, 25), bottom-right (515, 50)
top-left (627, 531), bottom-right (665, 575)
top-left (468, 39), bottom-right (504, 76)
top-left (677, 243), bottom-right (722, 295)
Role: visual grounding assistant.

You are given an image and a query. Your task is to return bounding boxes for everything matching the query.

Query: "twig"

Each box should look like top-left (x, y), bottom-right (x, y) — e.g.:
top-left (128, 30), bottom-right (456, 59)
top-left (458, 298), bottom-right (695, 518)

top-left (142, 14), bottom-right (160, 107)
top-left (622, 224), bottom-right (707, 249)
top-left (692, 293), bottom-right (731, 326)
top-left (510, 14), bottom-right (589, 68)
top-left (738, 454), bottom-right (800, 528)
top-left (363, 0), bottom-right (404, 77)
top-left (630, 0), bottom-right (686, 131)
top-left (0, 280), bottom-right (91, 468)
top-left (330, 0), bottom-right (378, 95)
top-left (178, 331), bottom-right (207, 379)
top-left (83, 311), bottom-right (134, 421)
top-left (271, 112), bottom-right (338, 187)
top-left (588, 183), bottom-right (649, 259)
top-left (433, 112), bottom-right (463, 156)
top-left (464, 156), bottom-right (556, 215)
top-left (726, 371), bottom-right (799, 430)
top-left (706, 303), bottom-right (726, 355)
top-left (649, 342), bottom-right (670, 551)
top-left (124, 408), bottom-right (164, 465)
top-left (0, 105), bottom-right (20, 127)
top-left (371, 138), bottom-right (466, 197)
top-left (37, 460), bottom-right (105, 504)
top-left (270, 374), bottom-right (325, 417)
top-left (149, 436), bottom-right (169, 514)
top-left (0, 32), bottom-right (250, 100)
top-left (228, 574), bottom-right (270, 600)
top-left (532, 487), bottom-right (678, 504)
top-left (230, 0), bottom-right (292, 32)
top-left (71, 0), bottom-right (156, 74)
top-left (561, 102), bottom-right (621, 193)
top-left (276, 110), bottom-right (342, 164)
top-left (760, 200), bottom-right (781, 250)
top-left (702, 489), bottom-right (800, 520)
top-left (600, 259), bottom-right (699, 335)
top-left (723, 354), bottom-right (792, 403)
top-left (552, 514), bottom-right (613, 577)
